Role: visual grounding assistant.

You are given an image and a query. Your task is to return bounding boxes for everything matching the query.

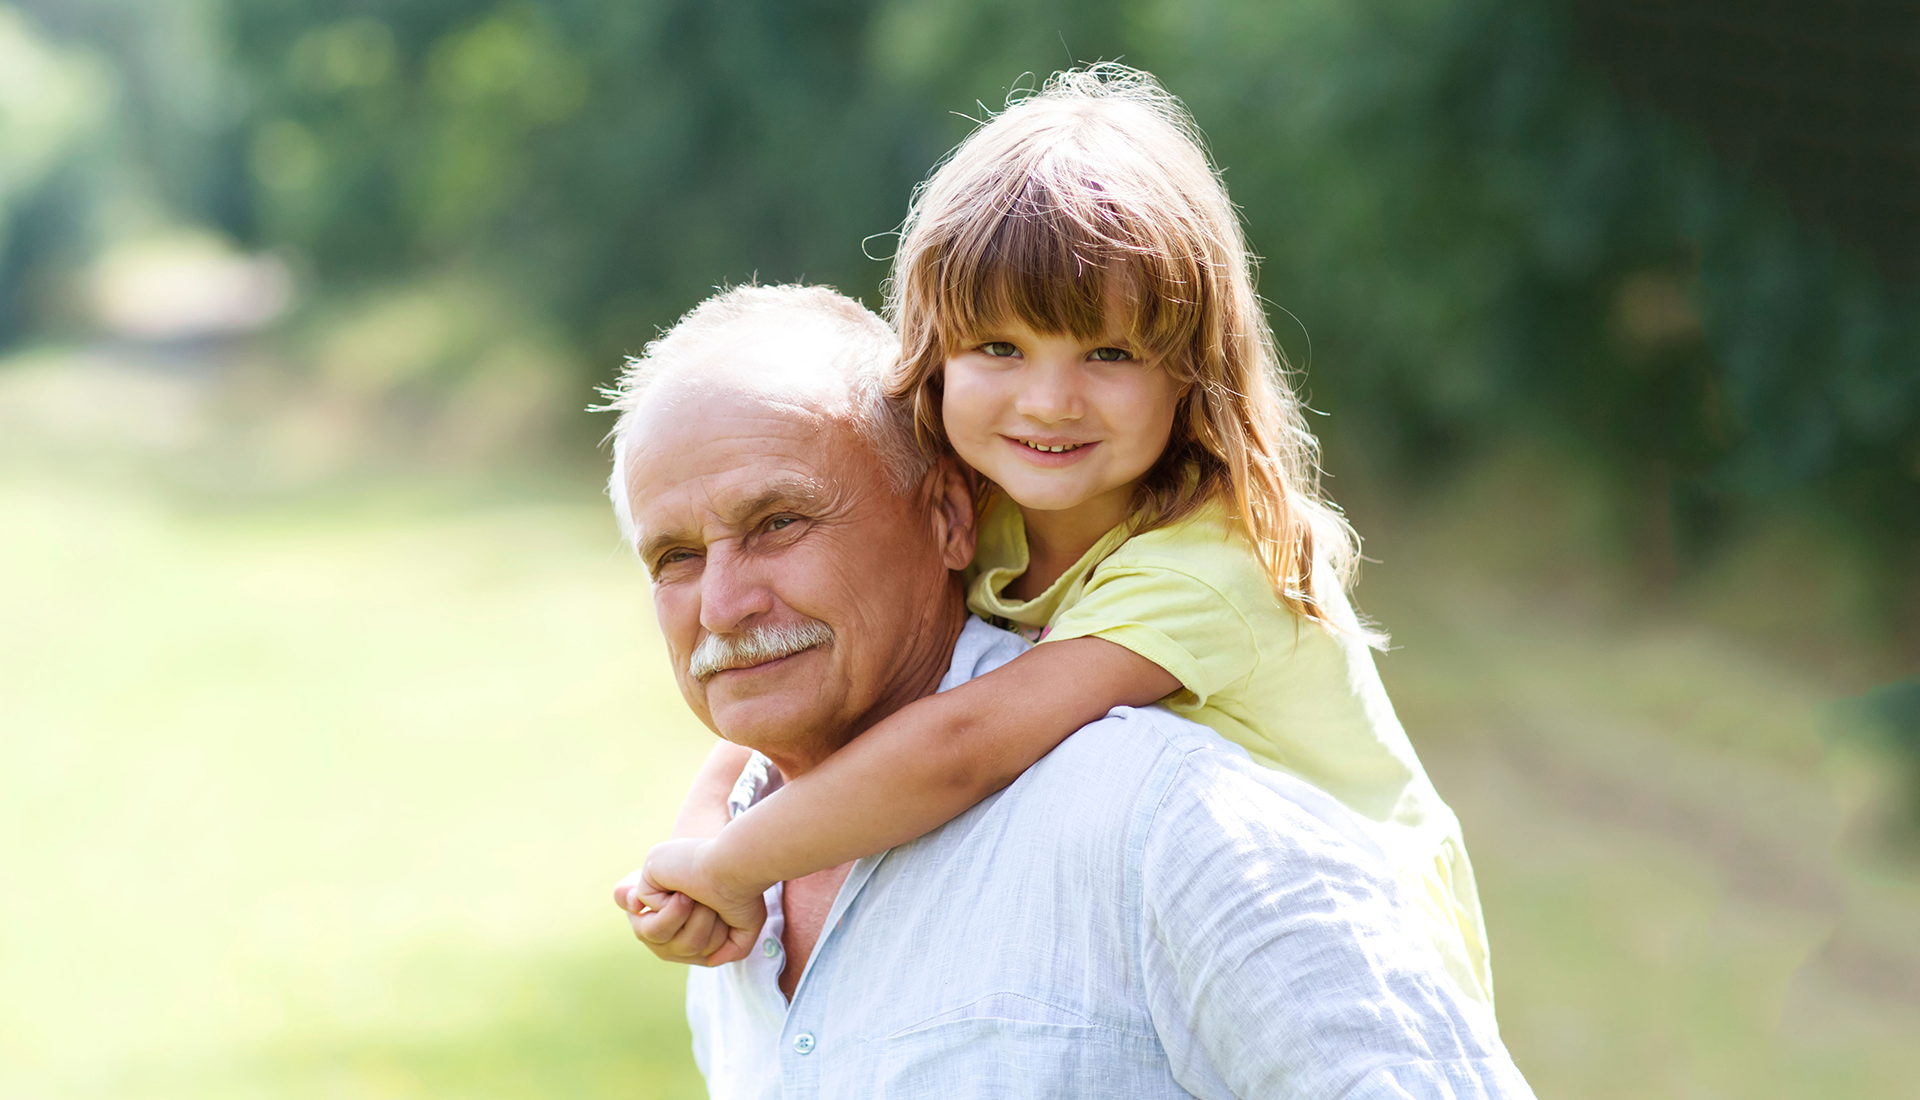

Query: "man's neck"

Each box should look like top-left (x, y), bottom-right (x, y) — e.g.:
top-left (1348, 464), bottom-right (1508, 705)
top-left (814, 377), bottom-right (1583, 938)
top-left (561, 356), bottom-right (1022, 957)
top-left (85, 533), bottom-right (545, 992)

top-left (778, 862), bottom-right (850, 1001)
top-left (763, 589), bottom-right (969, 1001)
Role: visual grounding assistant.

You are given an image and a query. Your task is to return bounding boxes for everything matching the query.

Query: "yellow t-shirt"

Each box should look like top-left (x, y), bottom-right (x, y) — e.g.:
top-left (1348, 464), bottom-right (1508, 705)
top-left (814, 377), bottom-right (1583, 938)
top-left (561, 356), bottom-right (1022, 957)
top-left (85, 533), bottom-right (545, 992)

top-left (967, 493), bottom-right (1495, 1006)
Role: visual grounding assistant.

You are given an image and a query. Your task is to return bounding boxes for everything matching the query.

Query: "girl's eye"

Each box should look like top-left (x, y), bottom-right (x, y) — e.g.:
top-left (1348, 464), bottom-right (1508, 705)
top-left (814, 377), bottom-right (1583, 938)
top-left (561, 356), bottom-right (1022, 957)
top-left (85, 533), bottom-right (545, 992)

top-left (980, 341), bottom-right (1019, 358)
top-left (1089, 346), bottom-right (1133, 362)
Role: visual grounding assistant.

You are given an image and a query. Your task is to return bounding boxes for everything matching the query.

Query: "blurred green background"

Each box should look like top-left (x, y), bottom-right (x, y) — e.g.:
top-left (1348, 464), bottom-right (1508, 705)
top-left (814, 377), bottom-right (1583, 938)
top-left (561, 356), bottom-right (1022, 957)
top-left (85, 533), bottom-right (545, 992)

top-left (2, 0), bottom-right (1917, 1097)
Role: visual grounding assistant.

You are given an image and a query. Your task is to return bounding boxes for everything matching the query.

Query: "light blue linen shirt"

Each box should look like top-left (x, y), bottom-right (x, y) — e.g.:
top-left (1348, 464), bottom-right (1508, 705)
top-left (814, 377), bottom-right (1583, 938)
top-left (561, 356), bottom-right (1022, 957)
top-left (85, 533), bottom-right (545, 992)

top-left (686, 617), bottom-right (1534, 1099)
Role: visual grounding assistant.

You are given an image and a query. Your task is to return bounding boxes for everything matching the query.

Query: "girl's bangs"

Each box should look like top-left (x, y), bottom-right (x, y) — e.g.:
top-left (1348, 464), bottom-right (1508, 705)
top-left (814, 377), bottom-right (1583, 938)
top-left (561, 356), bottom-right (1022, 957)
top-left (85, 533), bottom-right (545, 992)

top-left (933, 180), bottom-right (1205, 368)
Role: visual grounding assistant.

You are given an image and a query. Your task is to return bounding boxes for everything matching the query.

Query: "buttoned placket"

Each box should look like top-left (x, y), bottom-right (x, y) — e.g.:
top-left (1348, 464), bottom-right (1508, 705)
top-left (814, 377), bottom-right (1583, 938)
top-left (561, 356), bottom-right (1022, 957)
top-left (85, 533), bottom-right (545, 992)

top-left (727, 747), bottom-right (896, 1096)
top-left (773, 850), bottom-right (889, 1100)
top-left (732, 881), bottom-right (788, 1032)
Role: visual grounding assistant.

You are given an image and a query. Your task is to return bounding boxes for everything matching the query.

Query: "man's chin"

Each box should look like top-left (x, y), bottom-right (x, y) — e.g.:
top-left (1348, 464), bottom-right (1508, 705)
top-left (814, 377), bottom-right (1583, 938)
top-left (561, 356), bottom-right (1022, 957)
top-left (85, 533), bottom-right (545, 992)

top-left (701, 651), bottom-right (835, 745)
top-left (709, 704), bottom-right (833, 756)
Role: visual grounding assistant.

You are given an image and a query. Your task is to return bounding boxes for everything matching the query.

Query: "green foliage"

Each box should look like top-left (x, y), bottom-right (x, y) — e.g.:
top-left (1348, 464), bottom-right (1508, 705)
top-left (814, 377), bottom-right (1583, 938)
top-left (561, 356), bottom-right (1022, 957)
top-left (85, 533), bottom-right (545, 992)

top-left (1152, 0), bottom-right (1920, 558)
top-left (1854, 677), bottom-right (1920, 818)
top-left (0, 6), bottom-right (112, 341)
top-left (5, 0), bottom-right (1917, 573)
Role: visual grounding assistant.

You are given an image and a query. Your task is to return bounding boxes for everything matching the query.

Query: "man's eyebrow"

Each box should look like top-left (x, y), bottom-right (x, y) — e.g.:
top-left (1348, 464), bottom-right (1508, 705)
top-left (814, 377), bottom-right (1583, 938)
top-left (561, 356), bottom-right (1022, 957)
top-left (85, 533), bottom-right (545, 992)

top-left (636, 528), bottom-right (691, 567)
top-left (722, 477), bottom-right (836, 525)
top-left (635, 476), bottom-right (837, 565)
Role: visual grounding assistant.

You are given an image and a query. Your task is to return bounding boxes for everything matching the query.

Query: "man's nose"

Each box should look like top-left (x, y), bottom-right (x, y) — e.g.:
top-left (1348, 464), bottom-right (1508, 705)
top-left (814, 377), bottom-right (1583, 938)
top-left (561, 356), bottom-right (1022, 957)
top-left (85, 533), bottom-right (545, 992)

top-left (697, 543), bottom-right (774, 636)
top-left (1014, 361), bottom-right (1084, 424)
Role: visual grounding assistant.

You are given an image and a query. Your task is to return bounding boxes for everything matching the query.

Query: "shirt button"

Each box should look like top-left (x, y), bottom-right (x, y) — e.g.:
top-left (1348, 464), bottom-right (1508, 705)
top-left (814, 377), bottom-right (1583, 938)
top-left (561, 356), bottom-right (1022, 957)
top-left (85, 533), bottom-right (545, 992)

top-left (793, 1032), bottom-right (815, 1055)
top-left (762, 938), bottom-right (780, 958)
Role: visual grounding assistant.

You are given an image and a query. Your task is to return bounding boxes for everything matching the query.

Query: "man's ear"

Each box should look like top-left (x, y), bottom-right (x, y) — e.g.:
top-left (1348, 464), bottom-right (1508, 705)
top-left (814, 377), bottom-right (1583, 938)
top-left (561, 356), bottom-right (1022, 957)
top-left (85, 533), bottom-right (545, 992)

top-left (925, 457), bottom-right (977, 572)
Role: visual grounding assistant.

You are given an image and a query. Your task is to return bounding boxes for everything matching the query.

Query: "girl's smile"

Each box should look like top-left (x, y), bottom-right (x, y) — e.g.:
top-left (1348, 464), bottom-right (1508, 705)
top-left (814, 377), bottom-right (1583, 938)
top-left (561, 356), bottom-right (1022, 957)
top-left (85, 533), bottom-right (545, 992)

top-left (1005, 435), bottom-right (1096, 464)
top-left (943, 317), bottom-right (1180, 533)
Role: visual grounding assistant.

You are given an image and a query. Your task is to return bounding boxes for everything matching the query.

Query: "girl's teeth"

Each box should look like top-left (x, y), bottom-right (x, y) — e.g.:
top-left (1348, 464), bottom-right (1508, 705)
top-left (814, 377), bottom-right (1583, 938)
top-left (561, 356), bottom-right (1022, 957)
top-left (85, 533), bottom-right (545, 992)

top-left (1023, 441), bottom-right (1081, 453)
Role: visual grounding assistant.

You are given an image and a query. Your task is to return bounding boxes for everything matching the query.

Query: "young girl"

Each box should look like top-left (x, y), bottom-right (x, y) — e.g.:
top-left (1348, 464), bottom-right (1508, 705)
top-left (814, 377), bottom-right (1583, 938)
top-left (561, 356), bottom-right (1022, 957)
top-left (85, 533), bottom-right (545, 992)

top-left (628, 65), bottom-right (1493, 1007)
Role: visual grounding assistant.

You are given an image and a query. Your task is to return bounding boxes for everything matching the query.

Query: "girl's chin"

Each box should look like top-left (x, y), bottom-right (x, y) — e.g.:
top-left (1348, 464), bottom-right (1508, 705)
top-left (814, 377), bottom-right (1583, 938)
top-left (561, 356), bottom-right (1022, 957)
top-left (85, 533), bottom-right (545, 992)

top-left (997, 479), bottom-right (1113, 515)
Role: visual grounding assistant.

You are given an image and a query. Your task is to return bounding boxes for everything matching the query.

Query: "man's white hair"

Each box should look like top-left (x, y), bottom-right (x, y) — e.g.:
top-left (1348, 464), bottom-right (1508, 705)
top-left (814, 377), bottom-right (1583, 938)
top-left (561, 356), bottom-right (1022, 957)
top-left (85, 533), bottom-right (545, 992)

top-left (600, 284), bottom-right (931, 546)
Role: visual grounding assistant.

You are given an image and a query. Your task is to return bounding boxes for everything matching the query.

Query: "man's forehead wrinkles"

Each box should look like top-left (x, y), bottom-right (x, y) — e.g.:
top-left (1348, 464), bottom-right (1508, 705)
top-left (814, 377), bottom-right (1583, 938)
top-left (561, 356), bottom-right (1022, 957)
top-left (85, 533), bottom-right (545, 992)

top-left (712, 471), bottom-right (838, 523)
top-left (649, 365), bottom-right (849, 425)
top-left (635, 466), bottom-right (839, 551)
top-left (623, 372), bottom-right (873, 563)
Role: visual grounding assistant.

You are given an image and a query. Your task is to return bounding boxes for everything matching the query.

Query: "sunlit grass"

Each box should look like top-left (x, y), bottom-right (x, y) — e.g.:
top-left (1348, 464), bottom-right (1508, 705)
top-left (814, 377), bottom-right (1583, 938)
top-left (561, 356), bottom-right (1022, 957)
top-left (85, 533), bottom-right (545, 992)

top-left (1, 459), bottom-right (712, 1098)
top-left (4, 356), bottom-right (1917, 1098)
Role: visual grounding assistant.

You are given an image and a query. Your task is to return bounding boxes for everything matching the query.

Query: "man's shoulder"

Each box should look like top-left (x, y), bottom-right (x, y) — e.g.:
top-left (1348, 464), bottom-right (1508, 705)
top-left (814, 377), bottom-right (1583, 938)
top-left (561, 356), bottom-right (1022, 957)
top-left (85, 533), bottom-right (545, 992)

top-left (1061, 700), bottom-right (1226, 762)
top-left (940, 615), bottom-right (1032, 689)
top-left (950, 614), bottom-right (1386, 863)
top-left (1045, 703), bottom-right (1388, 864)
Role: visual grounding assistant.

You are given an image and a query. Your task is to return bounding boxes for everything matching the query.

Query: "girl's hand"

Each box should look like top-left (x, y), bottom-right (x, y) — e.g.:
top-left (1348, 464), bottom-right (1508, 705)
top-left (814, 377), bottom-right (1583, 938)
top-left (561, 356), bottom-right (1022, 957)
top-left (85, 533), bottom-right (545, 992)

top-left (612, 865), bottom-right (754, 966)
top-left (640, 838), bottom-right (769, 961)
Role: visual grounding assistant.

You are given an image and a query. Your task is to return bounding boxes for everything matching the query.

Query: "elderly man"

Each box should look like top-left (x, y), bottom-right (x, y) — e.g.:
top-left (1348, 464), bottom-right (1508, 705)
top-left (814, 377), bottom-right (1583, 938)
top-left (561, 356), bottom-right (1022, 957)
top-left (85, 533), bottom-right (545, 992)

top-left (607, 284), bottom-right (1535, 1099)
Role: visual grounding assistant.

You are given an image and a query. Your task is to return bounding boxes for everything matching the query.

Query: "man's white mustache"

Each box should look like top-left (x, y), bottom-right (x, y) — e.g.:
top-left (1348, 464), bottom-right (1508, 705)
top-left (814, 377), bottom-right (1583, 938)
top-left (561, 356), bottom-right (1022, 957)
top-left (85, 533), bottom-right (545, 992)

top-left (688, 619), bottom-right (835, 681)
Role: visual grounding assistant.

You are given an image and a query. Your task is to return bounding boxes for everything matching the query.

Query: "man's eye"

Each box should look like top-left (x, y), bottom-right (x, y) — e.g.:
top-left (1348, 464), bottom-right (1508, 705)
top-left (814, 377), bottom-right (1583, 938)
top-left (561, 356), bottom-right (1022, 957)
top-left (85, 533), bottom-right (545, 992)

top-left (766, 516), bottom-right (799, 532)
top-left (657, 549), bottom-right (698, 569)
top-left (1089, 346), bottom-right (1133, 362)
top-left (980, 341), bottom-right (1019, 358)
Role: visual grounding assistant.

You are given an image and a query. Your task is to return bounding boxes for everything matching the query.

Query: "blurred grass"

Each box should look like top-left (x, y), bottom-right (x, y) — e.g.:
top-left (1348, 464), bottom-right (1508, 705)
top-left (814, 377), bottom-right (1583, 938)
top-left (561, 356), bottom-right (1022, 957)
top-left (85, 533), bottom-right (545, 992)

top-left (3, 347), bottom-right (1918, 1098)
top-left (1356, 451), bottom-right (1920, 1098)
top-left (0, 353), bottom-right (712, 1098)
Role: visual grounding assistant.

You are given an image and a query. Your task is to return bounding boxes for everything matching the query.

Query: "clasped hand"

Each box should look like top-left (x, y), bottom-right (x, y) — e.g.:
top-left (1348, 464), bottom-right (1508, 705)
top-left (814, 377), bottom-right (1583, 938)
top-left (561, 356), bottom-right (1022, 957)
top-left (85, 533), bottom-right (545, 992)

top-left (613, 838), bottom-right (769, 967)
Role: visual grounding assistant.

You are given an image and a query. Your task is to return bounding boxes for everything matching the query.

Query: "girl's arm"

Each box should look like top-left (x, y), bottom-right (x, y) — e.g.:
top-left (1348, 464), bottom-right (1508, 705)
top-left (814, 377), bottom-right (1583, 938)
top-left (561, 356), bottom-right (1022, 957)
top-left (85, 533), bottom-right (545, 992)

top-left (641, 636), bottom-right (1180, 934)
top-left (674, 741), bottom-right (757, 839)
top-left (608, 742), bottom-right (758, 970)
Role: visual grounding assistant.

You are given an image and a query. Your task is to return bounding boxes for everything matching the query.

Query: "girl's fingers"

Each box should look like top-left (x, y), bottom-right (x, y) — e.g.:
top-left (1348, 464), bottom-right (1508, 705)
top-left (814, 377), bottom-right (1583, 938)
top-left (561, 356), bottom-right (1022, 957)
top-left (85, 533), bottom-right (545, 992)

top-left (617, 874), bottom-right (755, 967)
top-left (665, 902), bottom-right (720, 958)
top-left (612, 871), bottom-right (644, 912)
top-left (729, 919), bottom-right (759, 955)
top-left (633, 892), bottom-right (693, 944)
top-left (699, 915), bottom-right (732, 960)
top-left (632, 877), bottom-right (677, 914)
top-left (613, 870), bottom-right (677, 916)
top-left (699, 920), bottom-right (758, 967)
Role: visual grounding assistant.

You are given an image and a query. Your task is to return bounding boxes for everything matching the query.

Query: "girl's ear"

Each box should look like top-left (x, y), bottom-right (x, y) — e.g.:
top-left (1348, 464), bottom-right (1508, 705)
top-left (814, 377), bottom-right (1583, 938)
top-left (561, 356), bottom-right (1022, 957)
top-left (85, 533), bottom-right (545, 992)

top-left (926, 457), bottom-right (978, 571)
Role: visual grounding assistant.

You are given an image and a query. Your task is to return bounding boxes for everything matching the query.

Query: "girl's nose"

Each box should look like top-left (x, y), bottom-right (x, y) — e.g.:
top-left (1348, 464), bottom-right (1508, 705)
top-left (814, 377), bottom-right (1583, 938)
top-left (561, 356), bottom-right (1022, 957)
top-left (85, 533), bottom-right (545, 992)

top-left (1014, 362), bottom-right (1084, 424)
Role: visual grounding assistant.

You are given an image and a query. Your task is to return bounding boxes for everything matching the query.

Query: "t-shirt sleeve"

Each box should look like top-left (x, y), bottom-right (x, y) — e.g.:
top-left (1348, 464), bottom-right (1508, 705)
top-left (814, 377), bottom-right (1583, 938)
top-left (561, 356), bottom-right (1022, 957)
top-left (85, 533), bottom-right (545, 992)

top-left (1041, 562), bottom-right (1258, 705)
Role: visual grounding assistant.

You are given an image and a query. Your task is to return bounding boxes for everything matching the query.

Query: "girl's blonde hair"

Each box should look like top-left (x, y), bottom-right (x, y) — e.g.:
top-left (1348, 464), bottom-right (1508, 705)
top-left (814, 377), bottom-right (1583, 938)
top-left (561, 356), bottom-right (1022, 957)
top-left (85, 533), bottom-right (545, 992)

top-left (885, 64), bottom-right (1372, 639)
